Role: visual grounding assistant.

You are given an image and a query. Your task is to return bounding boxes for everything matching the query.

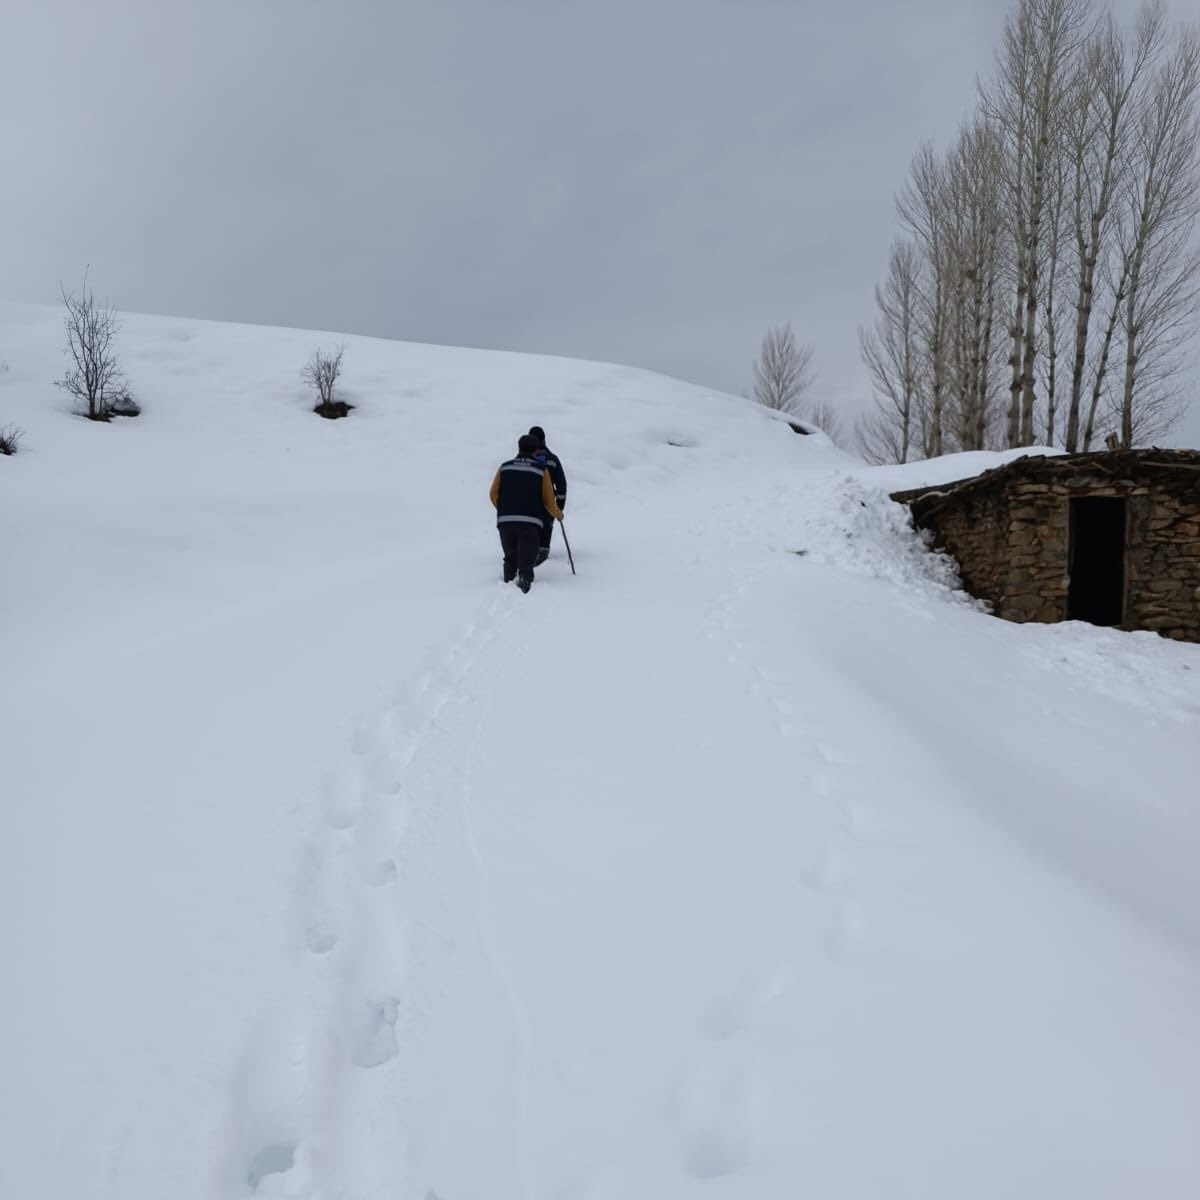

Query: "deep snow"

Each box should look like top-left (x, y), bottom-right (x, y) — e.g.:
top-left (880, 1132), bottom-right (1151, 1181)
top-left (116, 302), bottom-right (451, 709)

top-left (2, 301), bottom-right (1199, 1200)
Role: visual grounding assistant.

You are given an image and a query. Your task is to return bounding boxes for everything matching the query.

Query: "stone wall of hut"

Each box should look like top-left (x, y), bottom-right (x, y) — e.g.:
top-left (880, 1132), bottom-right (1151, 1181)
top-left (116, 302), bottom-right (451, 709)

top-left (915, 488), bottom-right (1008, 608)
top-left (1124, 484), bottom-right (1200, 640)
top-left (994, 481), bottom-right (1069, 624)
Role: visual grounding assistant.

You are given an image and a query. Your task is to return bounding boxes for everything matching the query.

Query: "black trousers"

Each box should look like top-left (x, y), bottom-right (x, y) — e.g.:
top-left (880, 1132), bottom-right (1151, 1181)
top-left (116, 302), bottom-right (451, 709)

top-left (539, 514), bottom-right (555, 553)
top-left (499, 522), bottom-right (540, 582)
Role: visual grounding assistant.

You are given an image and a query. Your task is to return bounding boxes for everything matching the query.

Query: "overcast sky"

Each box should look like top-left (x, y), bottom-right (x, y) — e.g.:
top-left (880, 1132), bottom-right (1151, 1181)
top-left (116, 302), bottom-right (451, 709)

top-left (3, 0), bottom-right (1198, 445)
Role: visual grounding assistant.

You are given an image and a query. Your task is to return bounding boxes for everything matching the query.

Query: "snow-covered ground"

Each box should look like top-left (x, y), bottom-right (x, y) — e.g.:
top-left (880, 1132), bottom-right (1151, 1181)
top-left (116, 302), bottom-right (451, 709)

top-left (2, 300), bottom-right (1199, 1200)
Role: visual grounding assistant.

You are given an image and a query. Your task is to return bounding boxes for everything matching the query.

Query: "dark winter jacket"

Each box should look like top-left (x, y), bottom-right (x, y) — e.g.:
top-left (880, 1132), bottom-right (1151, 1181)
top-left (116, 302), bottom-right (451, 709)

top-left (489, 455), bottom-right (563, 527)
top-left (535, 447), bottom-right (567, 510)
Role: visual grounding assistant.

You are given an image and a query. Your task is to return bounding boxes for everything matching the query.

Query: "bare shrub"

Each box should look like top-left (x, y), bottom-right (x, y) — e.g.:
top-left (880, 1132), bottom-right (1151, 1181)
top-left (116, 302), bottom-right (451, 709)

top-left (302, 344), bottom-right (351, 418)
top-left (55, 270), bottom-right (128, 421)
top-left (0, 423), bottom-right (24, 455)
top-left (109, 387), bottom-right (142, 418)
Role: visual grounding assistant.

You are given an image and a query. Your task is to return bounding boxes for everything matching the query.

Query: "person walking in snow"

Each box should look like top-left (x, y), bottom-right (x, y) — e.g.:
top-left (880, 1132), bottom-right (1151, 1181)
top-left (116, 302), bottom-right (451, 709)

top-left (528, 425), bottom-right (567, 565)
top-left (490, 434), bottom-right (563, 592)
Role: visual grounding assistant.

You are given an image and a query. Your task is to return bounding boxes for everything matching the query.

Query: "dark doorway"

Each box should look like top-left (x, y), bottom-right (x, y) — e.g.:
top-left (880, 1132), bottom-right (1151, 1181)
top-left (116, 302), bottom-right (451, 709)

top-left (1068, 497), bottom-right (1127, 626)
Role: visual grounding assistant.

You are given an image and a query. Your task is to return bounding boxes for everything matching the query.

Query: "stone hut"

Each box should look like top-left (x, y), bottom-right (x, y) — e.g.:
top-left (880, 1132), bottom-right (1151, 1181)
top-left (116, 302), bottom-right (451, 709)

top-left (891, 450), bottom-right (1200, 642)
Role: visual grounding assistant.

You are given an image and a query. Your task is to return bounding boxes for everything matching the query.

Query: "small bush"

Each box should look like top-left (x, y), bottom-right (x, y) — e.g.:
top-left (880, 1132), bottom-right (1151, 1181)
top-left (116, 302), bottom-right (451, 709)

top-left (302, 345), bottom-right (352, 419)
top-left (55, 270), bottom-right (128, 421)
top-left (0, 423), bottom-right (25, 455)
top-left (108, 387), bottom-right (142, 418)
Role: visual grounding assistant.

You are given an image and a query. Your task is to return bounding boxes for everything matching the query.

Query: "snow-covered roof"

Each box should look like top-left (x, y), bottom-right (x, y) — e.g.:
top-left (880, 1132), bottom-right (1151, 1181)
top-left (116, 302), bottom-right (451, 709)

top-left (891, 448), bottom-right (1200, 507)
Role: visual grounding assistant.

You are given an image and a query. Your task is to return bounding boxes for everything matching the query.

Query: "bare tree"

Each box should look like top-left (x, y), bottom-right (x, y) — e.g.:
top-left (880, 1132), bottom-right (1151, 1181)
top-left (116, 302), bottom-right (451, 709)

top-left (1113, 24), bottom-right (1200, 446)
top-left (985, 0), bottom-right (1091, 446)
top-left (898, 143), bottom-right (951, 455)
top-left (751, 323), bottom-right (814, 416)
top-left (302, 344), bottom-right (349, 417)
top-left (942, 117), bottom-right (1007, 451)
top-left (56, 271), bottom-right (126, 421)
top-left (858, 239), bottom-right (924, 463)
top-left (1063, 5), bottom-right (1165, 449)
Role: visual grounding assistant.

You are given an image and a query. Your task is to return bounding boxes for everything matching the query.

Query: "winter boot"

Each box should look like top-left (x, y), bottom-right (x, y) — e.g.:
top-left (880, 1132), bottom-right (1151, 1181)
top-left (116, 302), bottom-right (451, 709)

top-left (517, 575), bottom-right (532, 593)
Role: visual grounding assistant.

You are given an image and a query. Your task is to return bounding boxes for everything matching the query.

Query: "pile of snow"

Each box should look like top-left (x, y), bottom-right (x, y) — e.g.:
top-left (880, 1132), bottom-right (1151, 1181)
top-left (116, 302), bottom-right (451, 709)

top-left (2, 301), bottom-right (1199, 1200)
top-left (780, 472), bottom-right (974, 603)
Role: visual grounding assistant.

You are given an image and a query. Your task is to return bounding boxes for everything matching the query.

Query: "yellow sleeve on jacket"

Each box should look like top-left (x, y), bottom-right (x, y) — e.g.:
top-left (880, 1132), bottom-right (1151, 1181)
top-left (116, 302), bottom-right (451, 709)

top-left (489, 469), bottom-right (501, 509)
top-left (542, 470), bottom-right (563, 520)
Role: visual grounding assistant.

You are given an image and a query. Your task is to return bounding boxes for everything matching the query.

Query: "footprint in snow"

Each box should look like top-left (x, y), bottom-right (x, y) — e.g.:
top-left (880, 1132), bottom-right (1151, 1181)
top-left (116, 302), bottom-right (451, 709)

top-left (811, 770), bottom-right (839, 799)
top-left (840, 797), bottom-right (890, 840)
top-left (754, 667), bottom-right (792, 686)
top-left (674, 1053), bottom-right (757, 1180)
top-left (319, 766), bottom-right (359, 830)
top-left (299, 842), bottom-right (343, 954)
top-left (700, 968), bottom-right (791, 1040)
top-left (799, 844), bottom-right (847, 891)
top-left (305, 915), bottom-right (338, 956)
top-left (246, 1142), bottom-right (297, 1192)
top-left (358, 856), bottom-right (397, 888)
top-left (351, 718), bottom-right (377, 757)
top-left (351, 997), bottom-right (400, 1069)
top-left (551, 1174), bottom-right (620, 1200)
top-left (816, 741), bottom-right (860, 768)
top-left (364, 748), bottom-right (405, 797)
top-left (822, 900), bottom-right (863, 965)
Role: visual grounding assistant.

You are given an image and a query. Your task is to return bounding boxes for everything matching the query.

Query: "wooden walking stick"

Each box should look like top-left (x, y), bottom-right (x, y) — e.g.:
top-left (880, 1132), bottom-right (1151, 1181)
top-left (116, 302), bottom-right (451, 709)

top-left (559, 519), bottom-right (576, 576)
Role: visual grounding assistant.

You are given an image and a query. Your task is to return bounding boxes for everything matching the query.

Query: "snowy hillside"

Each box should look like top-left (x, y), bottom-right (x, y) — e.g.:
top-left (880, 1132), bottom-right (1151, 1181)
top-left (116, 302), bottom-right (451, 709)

top-left (2, 301), bottom-right (1199, 1200)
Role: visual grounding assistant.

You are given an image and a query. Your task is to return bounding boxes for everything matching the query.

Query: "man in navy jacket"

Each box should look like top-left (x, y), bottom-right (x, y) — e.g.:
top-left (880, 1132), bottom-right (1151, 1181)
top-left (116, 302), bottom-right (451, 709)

top-left (528, 426), bottom-right (567, 565)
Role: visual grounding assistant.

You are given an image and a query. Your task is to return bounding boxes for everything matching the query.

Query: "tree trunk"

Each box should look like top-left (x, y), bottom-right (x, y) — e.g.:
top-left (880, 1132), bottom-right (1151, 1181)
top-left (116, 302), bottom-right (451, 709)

top-left (1007, 285), bottom-right (1024, 447)
top-left (930, 305), bottom-right (945, 457)
top-left (1082, 263), bottom-right (1127, 449)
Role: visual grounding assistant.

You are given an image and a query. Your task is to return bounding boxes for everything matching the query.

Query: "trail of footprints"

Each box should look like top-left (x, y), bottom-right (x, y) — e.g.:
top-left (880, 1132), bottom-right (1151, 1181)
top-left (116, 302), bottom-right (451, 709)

top-left (705, 576), bottom-right (883, 972)
top-left (247, 596), bottom-right (510, 1194)
top-left (672, 965), bottom-right (795, 1182)
top-left (656, 574), bottom-right (885, 1185)
top-left (317, 612), bottom-right (503, 1050)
